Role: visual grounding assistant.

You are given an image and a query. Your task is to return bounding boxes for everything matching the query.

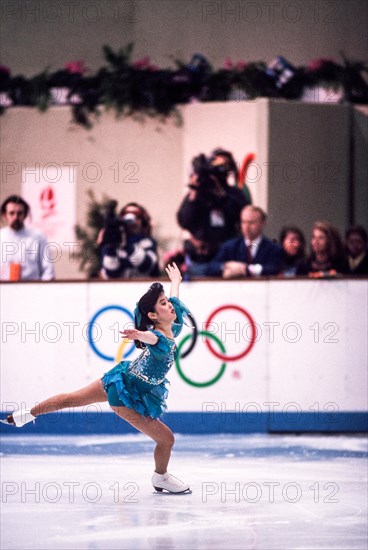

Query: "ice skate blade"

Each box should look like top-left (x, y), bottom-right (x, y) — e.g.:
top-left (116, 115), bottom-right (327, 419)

top-left (153, 486), bottom-right (192, 495)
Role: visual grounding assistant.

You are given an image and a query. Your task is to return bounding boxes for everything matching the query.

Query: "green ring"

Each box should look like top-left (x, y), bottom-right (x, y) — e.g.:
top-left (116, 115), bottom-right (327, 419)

top-left (175, 330), bottom-right (227, 388)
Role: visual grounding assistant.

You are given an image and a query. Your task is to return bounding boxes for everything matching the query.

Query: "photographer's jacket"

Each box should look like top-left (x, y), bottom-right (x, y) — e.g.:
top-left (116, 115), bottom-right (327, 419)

top-left (177, 186), bottom-right (249, 262)
top-left (101, 235), bottom-right (159, 279)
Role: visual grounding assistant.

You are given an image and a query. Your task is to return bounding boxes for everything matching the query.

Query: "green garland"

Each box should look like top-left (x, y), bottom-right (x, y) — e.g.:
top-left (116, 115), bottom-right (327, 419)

top-left (0, 45), bottom-right (367, 128)
top-left (74, 190), bottom-right (115, 278)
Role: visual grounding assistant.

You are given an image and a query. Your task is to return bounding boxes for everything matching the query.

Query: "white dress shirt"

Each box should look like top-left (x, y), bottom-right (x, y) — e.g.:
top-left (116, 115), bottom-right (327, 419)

top-left (0, 226), bottom-right (55, 281)
top-left (245, 235), bottom-right (263, 276)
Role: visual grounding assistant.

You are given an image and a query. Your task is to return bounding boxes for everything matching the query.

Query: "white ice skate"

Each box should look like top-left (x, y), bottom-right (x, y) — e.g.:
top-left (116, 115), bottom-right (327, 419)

top-left (152, 471), bottom-right (191, 494)
top-left (0, 408), bottom-right (36, 428)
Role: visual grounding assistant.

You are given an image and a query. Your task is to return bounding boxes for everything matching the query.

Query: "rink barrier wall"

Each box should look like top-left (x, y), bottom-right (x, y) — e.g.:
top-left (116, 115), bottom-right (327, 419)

top-left (0, 411), bottom-right (367, 435)
top-left (1, 279), bottom-right (367, 434)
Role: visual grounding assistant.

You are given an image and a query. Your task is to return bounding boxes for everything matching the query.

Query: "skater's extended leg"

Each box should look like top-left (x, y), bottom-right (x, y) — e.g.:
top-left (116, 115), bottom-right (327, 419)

top-left (30, 379), bottom-right (107, 417)
top-left (3, 380), bottom-right (107, 426)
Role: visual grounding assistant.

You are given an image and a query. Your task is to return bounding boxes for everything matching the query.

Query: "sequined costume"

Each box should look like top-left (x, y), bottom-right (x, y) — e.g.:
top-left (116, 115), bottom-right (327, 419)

top-left (101, 297), bottom-right (190, 419)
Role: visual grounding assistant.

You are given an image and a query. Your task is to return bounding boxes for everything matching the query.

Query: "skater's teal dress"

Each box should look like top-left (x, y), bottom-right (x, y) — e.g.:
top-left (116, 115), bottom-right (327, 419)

top-left (101, 297), bottom-right (190, 419)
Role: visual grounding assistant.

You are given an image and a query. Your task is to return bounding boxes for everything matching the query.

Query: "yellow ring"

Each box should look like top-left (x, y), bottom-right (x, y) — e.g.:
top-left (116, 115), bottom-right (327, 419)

top-left (115, 338), bottom-right (130, 363)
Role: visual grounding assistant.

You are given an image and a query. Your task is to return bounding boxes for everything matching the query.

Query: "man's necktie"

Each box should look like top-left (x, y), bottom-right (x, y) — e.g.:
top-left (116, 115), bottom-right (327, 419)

top-left (247, 243), bottom-right (253, 263)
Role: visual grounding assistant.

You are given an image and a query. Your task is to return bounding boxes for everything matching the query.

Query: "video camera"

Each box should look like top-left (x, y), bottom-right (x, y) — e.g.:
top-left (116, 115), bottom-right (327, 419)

top-left (188, 154), bottom-right (224, 195)
top-left (189, 149), bottom-right (239, 193)
top-left (101, 201), bottom-right (138, 247)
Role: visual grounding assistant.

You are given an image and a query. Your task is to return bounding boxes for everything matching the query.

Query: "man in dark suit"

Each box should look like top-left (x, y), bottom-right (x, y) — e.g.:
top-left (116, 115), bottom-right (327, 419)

top-left (206, 205), bottom-right (282, 277)
top-left (345, 225), bottom-right (368, 275)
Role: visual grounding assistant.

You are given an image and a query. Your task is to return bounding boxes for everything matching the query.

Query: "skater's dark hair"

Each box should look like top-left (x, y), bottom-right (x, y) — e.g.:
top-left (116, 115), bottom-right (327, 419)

top-left (134, 282), bottom-right (164, 349)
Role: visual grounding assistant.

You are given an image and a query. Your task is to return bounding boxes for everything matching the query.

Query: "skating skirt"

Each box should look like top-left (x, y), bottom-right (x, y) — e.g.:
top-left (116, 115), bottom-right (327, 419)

top-left (101, 361), bottom-right (169, 419)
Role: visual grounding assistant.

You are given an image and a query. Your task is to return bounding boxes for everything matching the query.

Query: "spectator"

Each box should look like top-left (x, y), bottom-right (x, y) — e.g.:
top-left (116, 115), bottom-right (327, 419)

top-left (100, 202), bottom-right (160, 279)
top-left (0, 195), bottom-right (55, 281)
top-left (177, 152), bottom-right (249, 276)
top-left (279, 226), bottom-right (306, 276)
top-left (345, 225), bottom-right (368, 275)
top-left (297, 221), bottom-right (348, 276)
top-left (206, 205), bottom-right (282, 278)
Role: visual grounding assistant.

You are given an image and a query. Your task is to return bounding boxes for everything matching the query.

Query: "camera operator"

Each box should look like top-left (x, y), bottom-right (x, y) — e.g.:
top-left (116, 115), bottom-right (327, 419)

top-left (177, 151), bottom-right (250, 277)
top-left (99, 202), bottom-right (159, 279)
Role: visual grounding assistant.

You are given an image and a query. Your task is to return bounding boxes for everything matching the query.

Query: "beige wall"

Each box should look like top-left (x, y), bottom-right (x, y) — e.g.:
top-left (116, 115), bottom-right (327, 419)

top-left (182, 100), bottom-right (267, 207)
top-left (2, 100), bottom-right (365, 279)
top-left (1, 0), bottom-right (367, 76)
top-left (0, 100), bottom-right (272, 280)
top-left (0, 106), bottom-right (184, 278)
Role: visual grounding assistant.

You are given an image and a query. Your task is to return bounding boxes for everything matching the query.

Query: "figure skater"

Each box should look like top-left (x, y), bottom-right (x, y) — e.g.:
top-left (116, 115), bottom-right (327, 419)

top-left (2, 263), bottom-right (191, 494)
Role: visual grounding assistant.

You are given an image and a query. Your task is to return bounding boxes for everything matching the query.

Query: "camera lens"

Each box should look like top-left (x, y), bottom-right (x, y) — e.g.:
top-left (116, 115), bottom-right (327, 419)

top-left (121, 213), bottom-right (137, 226)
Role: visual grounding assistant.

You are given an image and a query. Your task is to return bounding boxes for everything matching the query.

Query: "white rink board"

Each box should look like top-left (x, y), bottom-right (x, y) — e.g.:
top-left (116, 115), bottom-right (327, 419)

top-left (0, 280), bottom-right (367, 414)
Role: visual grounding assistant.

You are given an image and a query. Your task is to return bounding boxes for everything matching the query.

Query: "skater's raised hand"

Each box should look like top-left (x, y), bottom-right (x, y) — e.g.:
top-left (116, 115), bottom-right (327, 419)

top-left (165, 262), bottom-right (182, 298)
top-left (166, 262), bottom-right (182, 283)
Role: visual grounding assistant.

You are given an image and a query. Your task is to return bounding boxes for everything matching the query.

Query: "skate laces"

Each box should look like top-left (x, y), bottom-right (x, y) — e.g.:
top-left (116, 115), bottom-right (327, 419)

top-left (164, 473), bottom-right (185, 487)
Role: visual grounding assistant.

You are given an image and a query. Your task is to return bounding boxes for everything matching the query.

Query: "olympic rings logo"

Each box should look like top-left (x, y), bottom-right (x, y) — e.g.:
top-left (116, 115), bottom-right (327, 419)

top-left (87, 304), bottom-right (257, 387)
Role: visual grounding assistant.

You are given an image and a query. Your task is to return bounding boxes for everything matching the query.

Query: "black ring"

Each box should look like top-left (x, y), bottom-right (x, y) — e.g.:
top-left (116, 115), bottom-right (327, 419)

top-left (180, 312), bottom-right (198, 359)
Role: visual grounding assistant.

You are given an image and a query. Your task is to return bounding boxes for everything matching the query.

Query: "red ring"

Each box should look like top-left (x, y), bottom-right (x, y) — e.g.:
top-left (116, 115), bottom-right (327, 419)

top-left (204, 305), bottom-right (256, 361)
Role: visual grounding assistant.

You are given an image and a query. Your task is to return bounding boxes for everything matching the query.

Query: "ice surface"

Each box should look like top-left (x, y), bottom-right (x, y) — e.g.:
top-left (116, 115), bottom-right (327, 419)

top-left (1, 434), bottom-right (367, 550)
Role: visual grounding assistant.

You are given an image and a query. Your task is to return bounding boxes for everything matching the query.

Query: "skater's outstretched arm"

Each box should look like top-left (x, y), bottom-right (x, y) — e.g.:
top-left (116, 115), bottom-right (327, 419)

top-left (120, 328), bottom-right (158, 345)
top-left (165, 262), bottom-right (182, 298)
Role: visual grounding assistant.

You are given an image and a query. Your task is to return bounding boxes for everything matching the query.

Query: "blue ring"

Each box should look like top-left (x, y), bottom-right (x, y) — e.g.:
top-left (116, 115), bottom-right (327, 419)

top-left (88, 305), bottom-right (135, 362)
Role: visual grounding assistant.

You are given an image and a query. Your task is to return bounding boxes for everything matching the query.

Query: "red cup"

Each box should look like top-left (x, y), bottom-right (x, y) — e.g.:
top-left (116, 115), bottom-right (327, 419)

top-left (9, 263), bottom-right (21, 281)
